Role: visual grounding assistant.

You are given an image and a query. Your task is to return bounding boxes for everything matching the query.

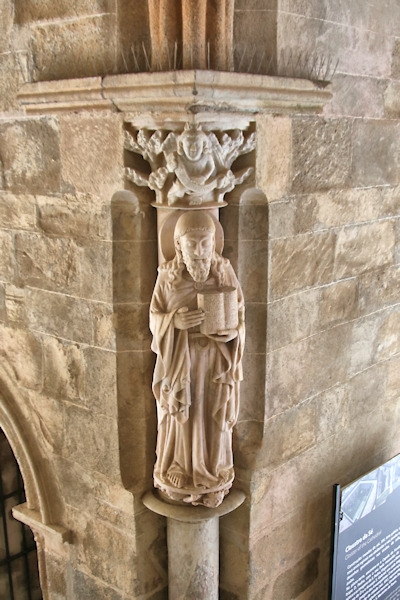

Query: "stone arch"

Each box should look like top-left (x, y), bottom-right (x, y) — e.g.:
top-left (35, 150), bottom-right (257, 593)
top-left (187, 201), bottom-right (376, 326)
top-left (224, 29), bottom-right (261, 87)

top-left (0, 363), bottom-right (63, 527)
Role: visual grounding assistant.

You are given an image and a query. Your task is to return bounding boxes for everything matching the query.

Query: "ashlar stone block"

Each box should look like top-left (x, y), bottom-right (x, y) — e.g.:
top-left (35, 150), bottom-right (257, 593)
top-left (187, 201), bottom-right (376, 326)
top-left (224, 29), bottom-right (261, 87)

top-left (0, 53), bottom-right (21, 113)
top-left (334, 220), bottom-right (395, 279)
top-left (15, 232), bottom-right (81, 294)
top-left (14, 0), bottom-right (114, 23)
top-left (63, 404), bottom-right (120, 481)
top-left (26, 288), bottom-right (93, 345)
top-left (0, 192), bottom-right (36, 230)
top-left (319, 279), bottom-right (359, 328)
top-left (0, 0), bottom-right (13, 52)
top-left (0, 230), bottom-right (15, 281)
top-left (59, 113), bottom-right (124, 198)
top-left (31, 15), bottom-right (117, 81)
top-left (269, 231), bottom-right (336, 300)
top-left (43, 336), bottom-right (85, 404)
top-left (359, 264), bottom-right (400, 315)
top-left (0, 118), bottom-right (61, 195)
top-left (352, 120), bottom-right (400, 187)
top-left (37, 193), bottom-right (111, 241)
top-left (291, 117), bottom-right (352, 193)
top-left (0, 325), bottom-right (42, 391)
top-left (263, 401), bottom-right (317, 470)
top-left (267, 288), bottom-right (319, 351)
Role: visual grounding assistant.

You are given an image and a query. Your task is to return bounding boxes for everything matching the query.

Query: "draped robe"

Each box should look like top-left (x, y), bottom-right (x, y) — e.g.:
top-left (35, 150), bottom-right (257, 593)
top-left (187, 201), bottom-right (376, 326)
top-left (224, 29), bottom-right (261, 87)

top-left (150, 258), bottom-right (244, 505)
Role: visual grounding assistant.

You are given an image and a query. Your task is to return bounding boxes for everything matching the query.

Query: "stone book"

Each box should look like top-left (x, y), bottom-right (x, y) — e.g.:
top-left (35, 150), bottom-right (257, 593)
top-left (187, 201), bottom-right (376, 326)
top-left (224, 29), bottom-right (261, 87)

top-left (197, 286), bottom-right (238, 335)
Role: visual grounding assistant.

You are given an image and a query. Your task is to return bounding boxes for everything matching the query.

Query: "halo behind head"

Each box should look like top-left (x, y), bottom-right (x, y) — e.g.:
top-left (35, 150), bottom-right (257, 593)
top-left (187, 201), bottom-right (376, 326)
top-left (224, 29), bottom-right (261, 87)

top-left (174, 211), bottom-right (216, 242)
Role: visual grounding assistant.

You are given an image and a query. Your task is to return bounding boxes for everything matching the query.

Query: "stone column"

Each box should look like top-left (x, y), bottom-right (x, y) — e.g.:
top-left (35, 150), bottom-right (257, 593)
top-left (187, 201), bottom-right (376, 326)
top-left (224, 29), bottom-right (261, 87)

top-left (142, 489), bottom-right (245, 599)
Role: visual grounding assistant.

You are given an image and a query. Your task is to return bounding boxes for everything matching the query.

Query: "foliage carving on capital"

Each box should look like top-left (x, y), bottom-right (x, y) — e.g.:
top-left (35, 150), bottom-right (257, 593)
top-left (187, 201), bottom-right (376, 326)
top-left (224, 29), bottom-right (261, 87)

top-left (125, 123), bottom-right (255, 207)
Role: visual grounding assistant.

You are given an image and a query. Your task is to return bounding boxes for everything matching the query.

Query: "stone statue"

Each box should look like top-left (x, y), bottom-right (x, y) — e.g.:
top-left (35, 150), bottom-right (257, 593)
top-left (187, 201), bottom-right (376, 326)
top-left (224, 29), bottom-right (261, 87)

top-left (149, 210), bottom-right (245, 507)
top-left (125, 123), bottom-right (255, 206)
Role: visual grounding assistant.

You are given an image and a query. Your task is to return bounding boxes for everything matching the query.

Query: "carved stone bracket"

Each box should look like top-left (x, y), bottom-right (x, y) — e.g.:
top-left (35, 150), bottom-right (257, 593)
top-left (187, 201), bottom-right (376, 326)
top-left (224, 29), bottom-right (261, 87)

top-left (124, 123), bottom-right (255, 207)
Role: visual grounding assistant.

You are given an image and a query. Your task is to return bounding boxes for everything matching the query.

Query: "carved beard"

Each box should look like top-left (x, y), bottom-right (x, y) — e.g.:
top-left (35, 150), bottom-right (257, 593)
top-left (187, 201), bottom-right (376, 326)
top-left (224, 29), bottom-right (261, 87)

top-left (182, 253), bottom-right (212, 283)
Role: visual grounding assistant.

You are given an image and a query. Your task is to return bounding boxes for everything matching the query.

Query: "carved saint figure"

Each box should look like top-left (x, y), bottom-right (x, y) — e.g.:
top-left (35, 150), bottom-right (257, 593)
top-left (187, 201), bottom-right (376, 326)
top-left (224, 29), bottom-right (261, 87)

top-left (150, 211), bottom-right (245, 507)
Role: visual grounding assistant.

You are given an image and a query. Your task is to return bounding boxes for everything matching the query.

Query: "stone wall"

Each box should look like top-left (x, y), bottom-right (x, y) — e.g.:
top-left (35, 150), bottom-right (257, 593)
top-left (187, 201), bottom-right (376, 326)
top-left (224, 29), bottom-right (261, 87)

top-left (0, 1), bottom-right (399, 599)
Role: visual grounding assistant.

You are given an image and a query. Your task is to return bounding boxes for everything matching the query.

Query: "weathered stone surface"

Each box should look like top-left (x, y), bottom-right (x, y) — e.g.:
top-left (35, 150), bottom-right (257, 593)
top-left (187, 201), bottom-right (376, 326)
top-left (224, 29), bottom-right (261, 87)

top-left (319, 279), bottom-right (359, 328)
top-left (267, 322), bottom-right (352, 416)
top-left (359, 265), bottom-right (400, 314)
top-left (347, 364), bottom-right (387, 420)
top-left (113, 240), bottom-right (157, 303)
top-left (83, 347), bottom-right (117, 418)
top-left (0, 284), bottom-right (5, 321)
top-left (379, 185), bottom-right (400, 218)
top-left (117, 0), bottom-right (151, 73)
top-left (268, 288), bottom-right (319, 351)
top-left (80, 241), bottom-right (112, 302)
top-left (0, 230), bottom-right (15, 281)
top-left (72, 568), bottom-right (125, 600)
top-left (315, 384), bottom-right (348, 441)
top-left (326, 74), bottom-right (385, 119)
top-left (27, 389), bottom-right (65, 455)
top-left (348, 313), bottom-right (382, 376)
top-left (91, 302), bottom-right (115, 350)
top-left (264, 402), bottom-right (316, 469)
top-left (272, 548), bottom-right (320, 599)
top-left (334, 221), bottom-right (395, 279)
top-left (238, 242), bottom-right (268, 302)
top-left (269, 188), bottom-right (384, 239)
top-left (234, 4), bottom-right (277, 73)
top-left (391, 37), bottom-right (400, 78)
top-left (387, 356), bottom-right (400, 400)
top-left (0, 53), bottom-right (21, 112)
top-left (0, 192), bottom-right (36, 230)
top-left (44, 553), bottom-right (67, 599)
top-left (14, 0), bottom-right (114, 23)
top-left (352, 120), bottom-right (400, 187)
top-left (31, 15), bottom-right (117, 81)
top-left (384, 81), bottom-right (400, 117)
top-left (0, 0), bottom-right (13, 52)
top-left (278, 10), bottom-right (391, 79)
top-left (26, 289), bottom-right (93, 345)
top-left (59, 113), bottom-right (124, 198)
top-left (4, 284), bottom-right (26, 323)
top-left (111, 191), bottom-right (156, 243)
top-left (64, 403), bottom-right (120, 480)
top-left (291, 117), bottom-right (352, 193)
top-left (375, 308), bottom-right (400, 361)
top-left (16, 232), bottom-right (81, 293)
top-left (255, 114), bottom-right (291, 199)
top-left (0, 325), bottom-right (42, 390)
top-left (115, 302), bottom-right (151, 352)
top-left (269, 231), bottom-right (336, 300)
top-left (239, 351), bottom-right (266, 422)
top-left (43, 337), bottom-right (85, 403)
top-left (0, 118), bottom-right (61, 194)
top-left (245, 302), bottom-right (267, 354)
top-left (37, 193), bottom-right (111, 240)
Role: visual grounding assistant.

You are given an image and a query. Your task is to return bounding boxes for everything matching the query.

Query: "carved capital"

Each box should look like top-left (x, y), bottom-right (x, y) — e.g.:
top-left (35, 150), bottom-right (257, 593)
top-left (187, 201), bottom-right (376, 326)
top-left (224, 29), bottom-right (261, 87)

top-left (125, 123), bottom-right (255, 207)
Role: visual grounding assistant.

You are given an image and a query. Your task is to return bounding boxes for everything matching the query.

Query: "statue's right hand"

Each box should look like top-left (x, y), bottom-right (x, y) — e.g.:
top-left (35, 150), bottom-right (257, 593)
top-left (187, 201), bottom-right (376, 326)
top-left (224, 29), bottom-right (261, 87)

top-left (174, 307), bottom-right (205, 330)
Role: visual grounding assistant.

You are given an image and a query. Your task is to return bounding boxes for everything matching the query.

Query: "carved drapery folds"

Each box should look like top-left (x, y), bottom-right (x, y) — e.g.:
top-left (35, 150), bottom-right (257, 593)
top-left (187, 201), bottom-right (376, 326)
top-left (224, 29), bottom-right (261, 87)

top-left (126, 121), bottom-right (250, 507)
top-left (125, 123), bottom-right (255, 207)
top-left (148, 0), bottom-right (234, 71)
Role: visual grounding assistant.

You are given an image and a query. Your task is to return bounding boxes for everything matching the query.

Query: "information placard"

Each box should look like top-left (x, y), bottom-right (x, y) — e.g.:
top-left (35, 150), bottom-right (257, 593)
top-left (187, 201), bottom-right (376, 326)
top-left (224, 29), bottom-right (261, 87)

top-left (331, 454), bottom-right (400, 600)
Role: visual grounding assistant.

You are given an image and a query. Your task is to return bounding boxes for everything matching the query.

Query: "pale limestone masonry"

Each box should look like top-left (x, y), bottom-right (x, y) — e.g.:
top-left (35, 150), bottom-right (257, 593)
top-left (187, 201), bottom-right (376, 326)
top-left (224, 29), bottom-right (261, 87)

top-left (0, 2), bottom-right (400, 600)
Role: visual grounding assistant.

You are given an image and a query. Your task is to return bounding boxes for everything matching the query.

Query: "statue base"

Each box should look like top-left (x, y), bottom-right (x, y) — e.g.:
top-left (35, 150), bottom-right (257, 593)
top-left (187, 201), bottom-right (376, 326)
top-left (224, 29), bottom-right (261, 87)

top-left (142, 488), bottom-right (245, 600)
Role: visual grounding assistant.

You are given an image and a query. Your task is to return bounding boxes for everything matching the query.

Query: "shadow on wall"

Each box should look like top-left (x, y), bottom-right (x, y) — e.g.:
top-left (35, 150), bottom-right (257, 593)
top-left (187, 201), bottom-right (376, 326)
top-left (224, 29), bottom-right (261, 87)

top-left (111, 189), bottom-right (158, 496)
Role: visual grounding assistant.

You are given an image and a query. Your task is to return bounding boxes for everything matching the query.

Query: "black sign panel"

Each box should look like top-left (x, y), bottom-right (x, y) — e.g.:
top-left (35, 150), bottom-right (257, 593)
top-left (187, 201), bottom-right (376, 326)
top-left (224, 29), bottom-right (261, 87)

top-left (331, 454), bottom-right (400, 600)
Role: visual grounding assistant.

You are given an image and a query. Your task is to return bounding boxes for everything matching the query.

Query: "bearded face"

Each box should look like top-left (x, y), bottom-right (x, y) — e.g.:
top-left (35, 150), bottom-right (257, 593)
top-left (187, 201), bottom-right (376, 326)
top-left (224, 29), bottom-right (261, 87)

top-left (178, 230), bottom-right (214, 283)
